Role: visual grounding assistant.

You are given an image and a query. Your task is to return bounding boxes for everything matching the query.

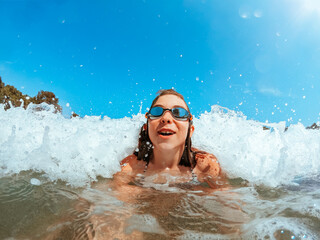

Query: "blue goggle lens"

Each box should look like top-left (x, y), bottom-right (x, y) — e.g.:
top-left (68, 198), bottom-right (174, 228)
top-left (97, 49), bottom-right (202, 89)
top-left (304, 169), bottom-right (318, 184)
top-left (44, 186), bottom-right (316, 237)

top-left (148, 107), bottom-right (190, 120)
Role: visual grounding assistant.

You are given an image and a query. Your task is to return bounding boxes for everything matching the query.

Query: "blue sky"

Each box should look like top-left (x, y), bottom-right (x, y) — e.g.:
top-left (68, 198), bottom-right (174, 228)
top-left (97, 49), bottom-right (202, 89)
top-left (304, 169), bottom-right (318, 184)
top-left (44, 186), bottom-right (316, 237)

top-left (1, 0), bottom-right (320, 126)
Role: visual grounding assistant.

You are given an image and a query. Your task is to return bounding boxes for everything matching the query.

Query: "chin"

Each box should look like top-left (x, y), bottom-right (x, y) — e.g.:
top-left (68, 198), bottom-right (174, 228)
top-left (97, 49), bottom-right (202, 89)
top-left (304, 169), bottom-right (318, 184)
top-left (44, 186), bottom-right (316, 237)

top-left (155, 142), bottom-right (181, 151)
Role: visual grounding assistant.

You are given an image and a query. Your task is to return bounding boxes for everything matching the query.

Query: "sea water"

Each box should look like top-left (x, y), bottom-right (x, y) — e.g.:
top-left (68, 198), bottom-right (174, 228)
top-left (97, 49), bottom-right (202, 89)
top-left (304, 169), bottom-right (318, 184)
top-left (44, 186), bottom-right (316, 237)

top-left (0, 103), bottom-right (319, 239)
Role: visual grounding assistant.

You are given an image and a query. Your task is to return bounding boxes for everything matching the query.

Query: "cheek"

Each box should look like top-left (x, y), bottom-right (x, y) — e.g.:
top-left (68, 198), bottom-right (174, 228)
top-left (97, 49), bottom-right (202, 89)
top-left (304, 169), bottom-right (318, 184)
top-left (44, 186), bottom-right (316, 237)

top-left (177, 124), bottom-right (189, 139)
top-left (147, 122), bottom-right (157, 140)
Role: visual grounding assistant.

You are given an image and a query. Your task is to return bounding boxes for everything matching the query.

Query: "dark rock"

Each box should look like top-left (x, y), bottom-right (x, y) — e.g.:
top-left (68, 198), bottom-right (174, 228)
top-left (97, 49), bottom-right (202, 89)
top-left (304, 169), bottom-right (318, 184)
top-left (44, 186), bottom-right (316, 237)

top-left (71, 112), bottom-right (79, 118)
top-left (0, 76), bottom-right (62, 113)
top-left (306, 123), bottom-right (320, 130)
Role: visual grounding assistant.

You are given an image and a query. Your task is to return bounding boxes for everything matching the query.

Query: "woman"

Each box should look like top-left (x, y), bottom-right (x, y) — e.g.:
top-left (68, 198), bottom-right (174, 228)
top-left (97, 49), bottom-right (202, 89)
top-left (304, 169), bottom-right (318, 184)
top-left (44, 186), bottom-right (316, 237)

top-left (47, 90), bottom-right (230, 239)
top-left (60, 90), bottom-right (232, 239)
top-left (116, 89), bottom-right (224, 189)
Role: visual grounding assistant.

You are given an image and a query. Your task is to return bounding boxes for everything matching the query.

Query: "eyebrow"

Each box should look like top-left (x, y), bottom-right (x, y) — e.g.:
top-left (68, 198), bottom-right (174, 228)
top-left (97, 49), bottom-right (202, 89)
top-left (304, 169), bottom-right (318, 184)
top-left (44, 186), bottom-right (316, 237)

top-left (153, 104), bottom-right (187, 109)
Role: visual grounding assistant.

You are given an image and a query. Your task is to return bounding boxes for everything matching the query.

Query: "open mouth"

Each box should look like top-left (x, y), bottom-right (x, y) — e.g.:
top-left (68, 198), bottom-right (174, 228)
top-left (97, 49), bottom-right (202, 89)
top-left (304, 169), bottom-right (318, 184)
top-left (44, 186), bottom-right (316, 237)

top-left (159, 132), bottom-right (174, 136)
top-left (158, 130), bottom-right (176, 136)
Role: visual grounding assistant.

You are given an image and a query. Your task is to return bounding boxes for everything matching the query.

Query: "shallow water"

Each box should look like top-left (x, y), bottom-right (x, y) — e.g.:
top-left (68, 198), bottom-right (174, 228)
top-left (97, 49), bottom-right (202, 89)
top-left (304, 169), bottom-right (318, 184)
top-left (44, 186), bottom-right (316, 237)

top-left (0, 172), bottom-right (319, 239)
top-left (0, 104), bottom-right (320, 239)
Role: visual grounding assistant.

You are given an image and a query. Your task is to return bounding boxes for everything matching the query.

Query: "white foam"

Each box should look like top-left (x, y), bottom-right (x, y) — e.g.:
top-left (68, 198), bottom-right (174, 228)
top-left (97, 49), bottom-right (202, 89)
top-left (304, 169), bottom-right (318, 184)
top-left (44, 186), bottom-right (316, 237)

top-left (227, 186), bottom-right (320, 239)
top-left (178, 231), bottom-right (240, 240)
top-left (193, 106), bottom-right (320, 187)
top-left (1, 103), bottom-right (319, 187)
top-left (124, 214), bottom-right (165, 235)
top-left (242, 217), bottom-right (317, 239)
top-left (30, 178), bottom-right (41, 186)
top-left (0, 103), bottom-right (144, 187)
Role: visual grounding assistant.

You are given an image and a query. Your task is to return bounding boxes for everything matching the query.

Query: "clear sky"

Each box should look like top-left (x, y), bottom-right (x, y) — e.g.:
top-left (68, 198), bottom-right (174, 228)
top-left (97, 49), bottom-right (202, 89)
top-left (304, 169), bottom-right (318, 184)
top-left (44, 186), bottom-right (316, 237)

top-left (1, 0), bottom-right (320, 126)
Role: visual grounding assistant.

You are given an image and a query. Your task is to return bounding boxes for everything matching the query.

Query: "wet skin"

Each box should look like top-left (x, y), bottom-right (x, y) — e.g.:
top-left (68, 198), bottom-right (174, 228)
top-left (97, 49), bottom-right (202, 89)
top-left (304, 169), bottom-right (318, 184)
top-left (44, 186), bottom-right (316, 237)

top-left (147, 94), bottom-right (195, 170)
top-left (116, 94), bottom-right (224, 188)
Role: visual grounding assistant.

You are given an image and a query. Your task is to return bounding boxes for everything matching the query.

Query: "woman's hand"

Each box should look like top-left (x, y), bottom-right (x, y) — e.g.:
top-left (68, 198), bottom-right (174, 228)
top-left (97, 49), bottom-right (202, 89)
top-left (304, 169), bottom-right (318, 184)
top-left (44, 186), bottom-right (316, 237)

top-left (193, 151), bottom-right (228, 189)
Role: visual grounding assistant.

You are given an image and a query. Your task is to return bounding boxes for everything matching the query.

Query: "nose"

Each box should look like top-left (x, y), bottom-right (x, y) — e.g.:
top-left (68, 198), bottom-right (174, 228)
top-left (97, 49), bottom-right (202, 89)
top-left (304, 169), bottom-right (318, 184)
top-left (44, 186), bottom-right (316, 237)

top-left (160, 110), bottom-right (173, 124)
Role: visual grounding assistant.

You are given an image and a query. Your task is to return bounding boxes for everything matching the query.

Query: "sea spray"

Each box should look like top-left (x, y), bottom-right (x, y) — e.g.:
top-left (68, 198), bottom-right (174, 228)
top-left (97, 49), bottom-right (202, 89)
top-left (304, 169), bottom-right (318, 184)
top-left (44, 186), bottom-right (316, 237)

top-left (0, 103), bottom-right (144, 186)
top-left (1, 103), bottom-right (319, 187)
top-left (193, 106), bottom-right (320, 186)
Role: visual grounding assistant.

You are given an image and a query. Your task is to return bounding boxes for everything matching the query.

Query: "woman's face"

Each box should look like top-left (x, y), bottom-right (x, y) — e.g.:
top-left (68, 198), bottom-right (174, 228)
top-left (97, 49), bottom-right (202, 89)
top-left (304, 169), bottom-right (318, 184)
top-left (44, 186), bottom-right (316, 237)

top-left (148, 94), bottom-right (194, 152)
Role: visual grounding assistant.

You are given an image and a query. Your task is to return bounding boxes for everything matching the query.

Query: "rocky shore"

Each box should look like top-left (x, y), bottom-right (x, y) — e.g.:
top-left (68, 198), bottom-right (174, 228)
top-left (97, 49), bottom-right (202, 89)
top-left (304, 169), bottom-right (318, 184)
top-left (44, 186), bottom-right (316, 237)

top-left (0, 77), bottom-right (62, 113)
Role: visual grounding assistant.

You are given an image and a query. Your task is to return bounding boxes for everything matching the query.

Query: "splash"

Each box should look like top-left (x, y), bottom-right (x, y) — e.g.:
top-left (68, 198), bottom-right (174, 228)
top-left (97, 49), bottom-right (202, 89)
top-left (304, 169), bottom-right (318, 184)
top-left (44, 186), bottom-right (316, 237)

top-left (1, 103), bottom-right (319, 187)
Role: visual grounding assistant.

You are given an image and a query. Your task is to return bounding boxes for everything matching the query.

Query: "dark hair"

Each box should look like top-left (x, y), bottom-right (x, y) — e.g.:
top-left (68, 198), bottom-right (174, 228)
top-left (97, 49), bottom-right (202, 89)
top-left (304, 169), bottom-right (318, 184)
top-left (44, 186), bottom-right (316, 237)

top-left (133, 89), bottom-right (196, 168)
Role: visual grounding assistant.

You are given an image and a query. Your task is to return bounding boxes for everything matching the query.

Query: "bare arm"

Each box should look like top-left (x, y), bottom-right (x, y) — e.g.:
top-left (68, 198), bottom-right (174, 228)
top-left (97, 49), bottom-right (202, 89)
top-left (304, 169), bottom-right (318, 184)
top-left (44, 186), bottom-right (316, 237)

top-left (192, 150), bottom-right (228, 189)
top-left (113, 154), bottom-right (145, 182)
top-left (110, 154), bottom-right (148, 202)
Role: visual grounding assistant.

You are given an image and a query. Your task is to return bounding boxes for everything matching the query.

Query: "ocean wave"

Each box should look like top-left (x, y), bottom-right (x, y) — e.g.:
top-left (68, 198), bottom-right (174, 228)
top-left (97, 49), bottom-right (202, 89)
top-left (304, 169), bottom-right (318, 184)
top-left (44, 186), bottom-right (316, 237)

top-left (1, 103), bottom-right (319, 187)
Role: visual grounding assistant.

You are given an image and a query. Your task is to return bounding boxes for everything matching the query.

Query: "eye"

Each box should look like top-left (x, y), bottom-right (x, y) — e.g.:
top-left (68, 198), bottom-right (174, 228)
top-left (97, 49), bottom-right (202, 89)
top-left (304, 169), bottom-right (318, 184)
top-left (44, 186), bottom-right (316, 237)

top-left (173, 108), bottom-right (189, 118)
top-left (172, 108), bottom-right (180, 116)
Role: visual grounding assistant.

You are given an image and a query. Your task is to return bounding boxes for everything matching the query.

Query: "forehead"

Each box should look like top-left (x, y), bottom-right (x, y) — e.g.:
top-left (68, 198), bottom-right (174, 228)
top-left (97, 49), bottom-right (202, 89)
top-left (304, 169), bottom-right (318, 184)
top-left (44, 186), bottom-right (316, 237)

top-left (153, 94), bottom-right (188, 109)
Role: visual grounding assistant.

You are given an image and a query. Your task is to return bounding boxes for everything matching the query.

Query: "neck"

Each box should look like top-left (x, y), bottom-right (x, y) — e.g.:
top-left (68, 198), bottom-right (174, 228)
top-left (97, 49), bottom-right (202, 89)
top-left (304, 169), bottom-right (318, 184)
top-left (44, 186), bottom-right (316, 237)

top-left (150, 146), bottom-right (185, 170)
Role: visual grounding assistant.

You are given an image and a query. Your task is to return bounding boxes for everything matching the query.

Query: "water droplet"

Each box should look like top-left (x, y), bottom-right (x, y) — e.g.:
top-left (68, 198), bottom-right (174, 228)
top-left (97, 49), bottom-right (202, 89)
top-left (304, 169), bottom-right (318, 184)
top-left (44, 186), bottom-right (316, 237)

top-left (254, 10), bottom-right (263, 18)
top-left (30, 178), bottom-right (41, 186)
top-left (239, 6), bottom-right (251, 19)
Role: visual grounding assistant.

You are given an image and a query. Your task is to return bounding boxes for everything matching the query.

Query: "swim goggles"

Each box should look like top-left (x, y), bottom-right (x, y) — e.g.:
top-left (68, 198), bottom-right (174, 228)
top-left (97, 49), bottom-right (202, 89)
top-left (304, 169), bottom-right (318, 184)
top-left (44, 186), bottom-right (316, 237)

top-left (145, 106), bottom-right (192, 121)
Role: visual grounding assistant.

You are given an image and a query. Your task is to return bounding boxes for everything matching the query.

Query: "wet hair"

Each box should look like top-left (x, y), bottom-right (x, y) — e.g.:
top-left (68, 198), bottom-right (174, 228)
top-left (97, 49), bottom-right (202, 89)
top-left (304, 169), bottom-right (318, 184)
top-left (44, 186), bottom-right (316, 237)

top-left (133, 89), bottom-right (196, 168)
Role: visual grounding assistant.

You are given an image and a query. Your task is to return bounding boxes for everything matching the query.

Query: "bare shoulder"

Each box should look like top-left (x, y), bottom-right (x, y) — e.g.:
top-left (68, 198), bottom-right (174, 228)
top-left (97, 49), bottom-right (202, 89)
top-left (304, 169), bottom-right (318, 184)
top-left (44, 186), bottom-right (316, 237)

top-left (119, 154), bottom-right (146, 174)
top-left (192, 148), bottom-right (221, 178)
